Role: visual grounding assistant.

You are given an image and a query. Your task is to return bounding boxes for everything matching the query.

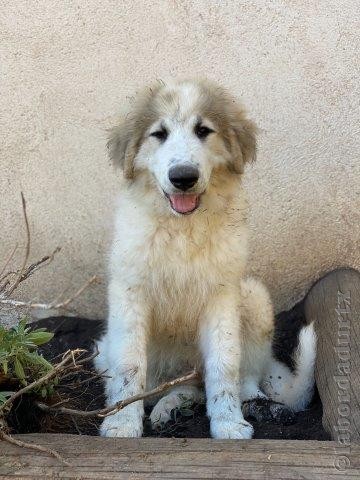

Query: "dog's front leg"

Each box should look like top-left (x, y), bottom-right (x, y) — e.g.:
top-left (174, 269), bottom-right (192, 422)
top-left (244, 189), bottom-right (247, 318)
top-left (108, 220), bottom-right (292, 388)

top-left (200, 288), bottom-right (254, 439)
top-left (97, 283), bottom-right (148, 437)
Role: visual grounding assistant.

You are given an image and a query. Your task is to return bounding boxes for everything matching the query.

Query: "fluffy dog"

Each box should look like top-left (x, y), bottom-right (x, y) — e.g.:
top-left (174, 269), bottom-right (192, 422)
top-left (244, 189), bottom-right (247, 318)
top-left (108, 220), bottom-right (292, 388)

top-left (95, 79), bottom-right (316, 439)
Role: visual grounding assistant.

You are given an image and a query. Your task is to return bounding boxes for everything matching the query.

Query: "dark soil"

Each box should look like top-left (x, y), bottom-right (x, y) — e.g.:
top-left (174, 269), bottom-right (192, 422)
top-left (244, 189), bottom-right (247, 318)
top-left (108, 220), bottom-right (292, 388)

top-left (8, 315), bottom-right (330, 441)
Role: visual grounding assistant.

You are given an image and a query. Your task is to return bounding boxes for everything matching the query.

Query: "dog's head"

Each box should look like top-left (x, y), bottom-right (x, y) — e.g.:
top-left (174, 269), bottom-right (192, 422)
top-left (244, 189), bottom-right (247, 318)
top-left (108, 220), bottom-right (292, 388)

top-left (108, 80), bottom-right (257, 215)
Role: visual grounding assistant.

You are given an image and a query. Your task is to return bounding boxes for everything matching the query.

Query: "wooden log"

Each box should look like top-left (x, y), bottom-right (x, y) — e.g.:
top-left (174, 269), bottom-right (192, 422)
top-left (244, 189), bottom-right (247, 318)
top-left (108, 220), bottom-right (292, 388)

top-left (305, 268), bottom-right (360, 443)
top-left (0, 434), bottom-right (359, 479)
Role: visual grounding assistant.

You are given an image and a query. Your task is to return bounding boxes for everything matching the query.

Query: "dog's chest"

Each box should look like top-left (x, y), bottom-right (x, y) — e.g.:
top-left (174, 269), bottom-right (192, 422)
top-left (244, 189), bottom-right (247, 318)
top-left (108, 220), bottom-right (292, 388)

top-left (146, 218), bottom-right (246, 304)
top-left (112, 208), bottom-right (247, 332)
top-left (117, 215), bottom-right (246, 281)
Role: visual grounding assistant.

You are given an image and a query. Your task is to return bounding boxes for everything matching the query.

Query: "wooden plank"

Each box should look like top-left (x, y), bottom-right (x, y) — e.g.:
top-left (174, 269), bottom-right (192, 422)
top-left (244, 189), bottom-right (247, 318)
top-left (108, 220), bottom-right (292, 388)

top-left (0, 434), bottom-right (359, 479)
top-left (305, 268), bottom-right (360, 443)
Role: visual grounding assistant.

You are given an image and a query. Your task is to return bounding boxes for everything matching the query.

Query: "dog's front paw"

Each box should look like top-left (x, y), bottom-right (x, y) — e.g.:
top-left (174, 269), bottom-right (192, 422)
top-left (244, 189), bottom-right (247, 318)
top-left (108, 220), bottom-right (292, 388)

top-left (210, 418), bottom-right (254, 439)
top-left (100, 411), bottom-right (143, 438)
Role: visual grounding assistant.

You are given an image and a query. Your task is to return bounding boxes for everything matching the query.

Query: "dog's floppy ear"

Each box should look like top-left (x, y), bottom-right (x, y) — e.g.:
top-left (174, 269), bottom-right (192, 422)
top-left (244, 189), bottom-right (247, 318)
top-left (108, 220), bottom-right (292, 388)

top-left (228, 117), bottom-right (258, 174)
top-left (107, 122), bottom-right (139, 180)
top-left (107, 85), bottom-right (161, 179)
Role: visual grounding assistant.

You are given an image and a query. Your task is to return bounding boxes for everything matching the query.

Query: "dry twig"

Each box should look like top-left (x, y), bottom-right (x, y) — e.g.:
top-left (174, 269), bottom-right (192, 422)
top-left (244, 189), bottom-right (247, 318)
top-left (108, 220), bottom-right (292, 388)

top-left (6, 193), bottom-right (30, 296)
top-left (36, 370), bottom-right (200, 418)
top-left (0, 428), bottom-right (70, 466)
top-left (0, 193), bottom-right (99, 314)
top-left (0, 348), bottom-right (98, 414)
top-left (18, 247), bottom-right (61, 283)
top-left (0, 244), bottom-right (18, 280)
top-left (0, 275), bottom-right (99, 311)
top-left (0, 348), bottom-right (98, 466)
top-left (0, 247), bottom-right (61, 287)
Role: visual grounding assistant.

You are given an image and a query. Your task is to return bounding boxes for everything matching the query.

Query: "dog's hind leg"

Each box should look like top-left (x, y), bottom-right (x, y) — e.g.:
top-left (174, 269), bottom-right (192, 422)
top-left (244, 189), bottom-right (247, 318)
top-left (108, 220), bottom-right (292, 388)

top-left (239, 277), bottom-right (295, 425)
top-left (239, 277), bottom-right (274, 401)
top-left (150, 386), bottom-right (204, 431)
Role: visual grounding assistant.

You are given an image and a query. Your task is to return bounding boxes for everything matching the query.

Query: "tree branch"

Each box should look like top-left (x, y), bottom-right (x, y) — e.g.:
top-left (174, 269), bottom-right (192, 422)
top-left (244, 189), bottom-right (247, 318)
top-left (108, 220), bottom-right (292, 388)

top-left (36, 370), bottom-right (200, 418)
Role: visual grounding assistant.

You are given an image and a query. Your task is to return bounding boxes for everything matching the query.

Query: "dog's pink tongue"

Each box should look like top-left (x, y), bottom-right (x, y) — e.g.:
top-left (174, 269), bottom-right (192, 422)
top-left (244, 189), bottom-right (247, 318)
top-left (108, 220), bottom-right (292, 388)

top-left (169, 194), bottom-right (198, 214)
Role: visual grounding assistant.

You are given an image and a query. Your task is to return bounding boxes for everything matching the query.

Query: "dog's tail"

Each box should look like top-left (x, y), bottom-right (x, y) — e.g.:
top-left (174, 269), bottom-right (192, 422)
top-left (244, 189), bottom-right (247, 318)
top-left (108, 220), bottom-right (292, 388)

top-left (262, 320), bottom-right (317, 412)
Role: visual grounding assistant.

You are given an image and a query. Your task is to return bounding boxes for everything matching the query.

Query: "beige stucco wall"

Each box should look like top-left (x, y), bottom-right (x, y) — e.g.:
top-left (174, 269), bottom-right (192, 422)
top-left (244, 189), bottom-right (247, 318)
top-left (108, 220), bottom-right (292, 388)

top-left (1, 1), bottom-right (359, 322)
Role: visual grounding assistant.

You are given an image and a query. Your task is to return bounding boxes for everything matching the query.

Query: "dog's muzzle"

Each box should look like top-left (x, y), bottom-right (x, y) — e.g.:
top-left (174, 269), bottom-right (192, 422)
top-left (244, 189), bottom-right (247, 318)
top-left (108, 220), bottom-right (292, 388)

top-left (166, 165), bottom-right (201, 214)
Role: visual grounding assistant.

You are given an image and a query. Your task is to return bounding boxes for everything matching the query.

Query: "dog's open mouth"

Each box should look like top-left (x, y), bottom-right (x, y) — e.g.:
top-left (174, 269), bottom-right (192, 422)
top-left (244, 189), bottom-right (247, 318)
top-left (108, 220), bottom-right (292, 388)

top-left (165, 193), bottom-right (200, 214)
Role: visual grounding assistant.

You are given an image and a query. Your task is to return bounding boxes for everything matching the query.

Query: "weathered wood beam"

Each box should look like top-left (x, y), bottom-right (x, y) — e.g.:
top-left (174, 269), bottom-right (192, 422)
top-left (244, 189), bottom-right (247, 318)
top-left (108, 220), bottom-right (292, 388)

top-left (305, 268), bottom-right (360, 443)
top-left (1, 435), bottom-right (359, 478)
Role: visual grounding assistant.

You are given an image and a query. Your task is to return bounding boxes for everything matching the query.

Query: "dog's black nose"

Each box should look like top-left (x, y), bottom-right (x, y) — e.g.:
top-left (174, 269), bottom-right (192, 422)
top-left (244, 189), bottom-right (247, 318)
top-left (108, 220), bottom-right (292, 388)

top-left (168, 165), bottom-right (199, 191)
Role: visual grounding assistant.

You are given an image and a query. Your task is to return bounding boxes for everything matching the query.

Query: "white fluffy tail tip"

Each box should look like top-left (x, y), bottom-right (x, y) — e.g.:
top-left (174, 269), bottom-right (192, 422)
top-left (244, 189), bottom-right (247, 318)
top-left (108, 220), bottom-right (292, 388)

top-left (291, 322), bottom-right (317, 411)
top-left (297, 323), bottom-right (317, 374)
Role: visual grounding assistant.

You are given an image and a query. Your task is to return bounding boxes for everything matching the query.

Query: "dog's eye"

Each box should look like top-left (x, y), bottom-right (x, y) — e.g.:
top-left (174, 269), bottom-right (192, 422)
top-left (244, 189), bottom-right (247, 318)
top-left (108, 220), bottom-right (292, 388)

top-left (150, 128), bottom-right (168, 142)
top-left (194, 124), bottom-right (214, 140)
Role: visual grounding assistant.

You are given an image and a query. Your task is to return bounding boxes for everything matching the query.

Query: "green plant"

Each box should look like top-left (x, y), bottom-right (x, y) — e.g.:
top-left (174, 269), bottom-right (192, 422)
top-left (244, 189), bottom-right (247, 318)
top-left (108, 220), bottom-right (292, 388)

top-left (0, 319), bottom-right (54, 403)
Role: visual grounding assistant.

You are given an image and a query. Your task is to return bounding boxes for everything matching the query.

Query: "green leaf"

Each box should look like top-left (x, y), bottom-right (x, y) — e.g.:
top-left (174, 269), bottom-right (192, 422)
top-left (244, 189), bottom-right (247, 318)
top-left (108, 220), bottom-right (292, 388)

top-left (14, 318), bottom-right (27, 335)
top-left (22, 351), bottom-right (53, 372)
top-left (14, 358), bottom-right (26, 382)
top-left (26, 331), bottom-right (54, 346)
top-left (0, 319), bottom-right (55, 391)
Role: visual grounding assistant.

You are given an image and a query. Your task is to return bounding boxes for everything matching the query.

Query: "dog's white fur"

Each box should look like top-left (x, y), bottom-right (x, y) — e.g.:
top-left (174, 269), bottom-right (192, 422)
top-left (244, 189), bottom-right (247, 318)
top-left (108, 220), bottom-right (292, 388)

top-left (95, 80), bottom-right (316, 439)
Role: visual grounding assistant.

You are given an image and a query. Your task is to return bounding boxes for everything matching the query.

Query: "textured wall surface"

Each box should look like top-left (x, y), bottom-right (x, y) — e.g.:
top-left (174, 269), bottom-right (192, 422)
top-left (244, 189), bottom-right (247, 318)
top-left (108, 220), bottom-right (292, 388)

top-left (1, 1), bottom-right (359, 321)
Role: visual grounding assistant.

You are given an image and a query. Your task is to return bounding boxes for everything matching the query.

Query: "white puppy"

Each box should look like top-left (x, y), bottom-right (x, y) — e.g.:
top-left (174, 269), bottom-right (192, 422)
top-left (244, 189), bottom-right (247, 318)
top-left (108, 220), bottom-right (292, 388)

top-left (95, 79), bottom-right (316, 439)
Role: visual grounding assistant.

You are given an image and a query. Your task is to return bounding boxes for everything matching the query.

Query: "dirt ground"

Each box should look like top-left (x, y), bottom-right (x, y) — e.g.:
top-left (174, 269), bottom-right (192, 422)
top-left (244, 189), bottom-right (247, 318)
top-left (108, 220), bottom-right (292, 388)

top-left (8, 315), bottom-right (330, 441)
